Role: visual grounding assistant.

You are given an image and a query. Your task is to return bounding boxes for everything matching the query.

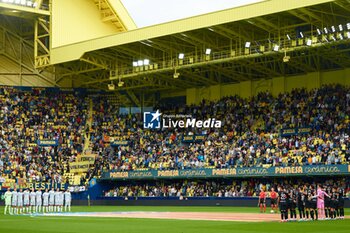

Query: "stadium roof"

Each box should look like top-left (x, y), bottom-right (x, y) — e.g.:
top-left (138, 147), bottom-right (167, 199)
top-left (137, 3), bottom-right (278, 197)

top-left (50, 0), bottom-right (350, 92)
top-left (120, 0), bottom-right (264, 28)
top-left (1, 0), bottom-right (350, 94)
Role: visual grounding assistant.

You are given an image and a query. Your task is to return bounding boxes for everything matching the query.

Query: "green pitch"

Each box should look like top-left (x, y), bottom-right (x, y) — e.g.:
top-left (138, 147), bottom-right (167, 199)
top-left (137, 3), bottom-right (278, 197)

top-left (0, 206), bottom-right (348, 233)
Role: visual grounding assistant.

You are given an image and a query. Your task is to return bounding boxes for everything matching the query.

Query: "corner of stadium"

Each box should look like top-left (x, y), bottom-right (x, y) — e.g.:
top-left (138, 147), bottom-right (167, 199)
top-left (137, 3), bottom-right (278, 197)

top-left (0, 1), bottom-right (349, 233)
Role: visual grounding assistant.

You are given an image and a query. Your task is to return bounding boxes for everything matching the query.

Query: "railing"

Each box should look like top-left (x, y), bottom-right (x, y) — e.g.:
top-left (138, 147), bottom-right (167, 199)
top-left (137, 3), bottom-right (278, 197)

top-left (105, 23), bottom-right (350, 83)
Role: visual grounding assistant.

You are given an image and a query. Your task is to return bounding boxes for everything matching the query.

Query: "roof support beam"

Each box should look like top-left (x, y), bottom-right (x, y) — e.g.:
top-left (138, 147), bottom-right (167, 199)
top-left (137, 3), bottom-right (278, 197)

top-left (297, 8), bottom-right (324, 23)
top-left (126, 90), bottom-right (141, 107)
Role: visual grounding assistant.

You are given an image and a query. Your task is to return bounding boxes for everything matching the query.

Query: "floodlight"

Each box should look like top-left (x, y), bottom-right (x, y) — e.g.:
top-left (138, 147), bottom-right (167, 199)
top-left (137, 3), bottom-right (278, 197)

top-left (339, 34), bottom-right (343, 40)
top-left (108, 83), bottom-right (115, 91)
top-left (306, 39), bottom-right (312, 46)
top-left (347, 23), bottom-right (350, 30)
top-left (283, 56), bottom-right (290, 63)
top-left (331, 26), bottom-right (336, 32)
top-left (273, 45), bottom-right (279, 52)
top-left (205, 48), bottom-right (211, 55)
top-left (324, 27), bottom-right (328, 34)
top-left (117, 76), bottom-right (124, 87)
top-left (286, 34), bottom-right (291, 40)
top-left (20, 0), bottom-right (25, 5)
top-left (143, 59), bottom-right (150, 66)
top-left (15, 0), bottom-right (20, 4)
top-left (245, 42), bottom-right (251, 48)
top-left (132, 61), bottom-right (138, 67)
top-left (339, 24), bottom-right (343, 31)
top-left (178, 53), bottom-right (184, 59)
top-left (27, 1), bottom-right (33, 7)
top-left (299, 32), bottom-right (304, 38)
top-left (137, 60), bottom-right (143, 66)
top-left (331, 35), bottom-right (336, 41)
top-left (347, 32), bottom-right (350, 39)
top-left (317, 29), bottom-right (321, 35)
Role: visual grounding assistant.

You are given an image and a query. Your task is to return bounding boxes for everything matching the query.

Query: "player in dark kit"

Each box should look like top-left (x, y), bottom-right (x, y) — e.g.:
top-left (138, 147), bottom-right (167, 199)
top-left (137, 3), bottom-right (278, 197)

top-left (304, 187), bottom-right (312, 220)
top-left (297, 187), bottom-right (306, 220)
top-left (337, 187), bottom-right (345, 219)
top-left (278, 187), bottom-right (289, 222)
top-left (330, 187), bottom-right (339, 219)
top-left (289, 189), bottom-right (297, 220)
top-left (305, 187), bottom-right (317, 220)
top-left (325, 186), bottom-right (332, 219)
top-left (310, 189), bottom-right (318, 220)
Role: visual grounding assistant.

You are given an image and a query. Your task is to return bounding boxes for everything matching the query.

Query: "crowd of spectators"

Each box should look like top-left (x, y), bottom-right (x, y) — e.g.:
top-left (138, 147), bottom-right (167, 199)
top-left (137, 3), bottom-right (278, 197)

top-left (0, 87), bottom-right (88, 184)
top-left (0, 84), bottom-right (349, 185)
top-left (104, 178), bottom-right (350, 198)
top-left (91, 84), bottom-right (350, 172)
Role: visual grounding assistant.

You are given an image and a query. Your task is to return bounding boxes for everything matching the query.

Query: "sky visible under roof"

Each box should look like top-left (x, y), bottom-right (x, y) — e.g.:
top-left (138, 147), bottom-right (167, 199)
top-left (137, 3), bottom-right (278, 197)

top-left (120, 0), bottom-right (264, 28)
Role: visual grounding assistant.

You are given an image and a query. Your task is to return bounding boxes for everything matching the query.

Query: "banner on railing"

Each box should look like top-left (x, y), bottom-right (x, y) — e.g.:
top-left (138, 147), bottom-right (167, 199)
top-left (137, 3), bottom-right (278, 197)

top-left (103, 136), bottom-right (128, 146)
top-left (111, 140), bottom-right (129, 146)
top-left (37, 140), bottom-right (58, 146)
top-left (69, 161), bottom-right (91, 173)
top-left (182, 135), bottom-right (206, 143)
top-left (102, 164), bottom-right (349, 180)
top-left (280, 127), bottom-right (312, 136)
top-left (78, 155), bottom-right (96, 165)
top-left (0, 181), bottom-right (66, 191)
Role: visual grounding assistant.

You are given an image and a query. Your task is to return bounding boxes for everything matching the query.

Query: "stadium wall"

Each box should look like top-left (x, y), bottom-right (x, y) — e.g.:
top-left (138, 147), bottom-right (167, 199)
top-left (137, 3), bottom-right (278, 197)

top-left (0, 25), bottom-right (77, 88)
top-left (0, 55), bottom-right (73, 88)
top-left (185, 68), bottom-right (350, 105)
top-left (1, 198), bottom-right (349, 207)
top-left (0, 25), bottom-right (58, 87)
top-left (71, 198), bottom-right (350, 207)
top-left (0, 55), bottom-right (52, 87)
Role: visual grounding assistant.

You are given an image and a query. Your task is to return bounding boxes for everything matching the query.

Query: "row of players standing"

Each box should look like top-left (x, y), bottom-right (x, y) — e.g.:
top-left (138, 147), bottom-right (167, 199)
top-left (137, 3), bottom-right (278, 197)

top-left (259, 185), bottom-right (345, 222)
top-left (3, 188), bottom-right (72, 215)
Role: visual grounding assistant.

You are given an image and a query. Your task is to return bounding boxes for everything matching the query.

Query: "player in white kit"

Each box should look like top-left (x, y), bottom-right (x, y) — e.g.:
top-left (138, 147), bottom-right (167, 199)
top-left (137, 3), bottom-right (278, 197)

top-left (17, 189), bottom-right (24, 214)
top-left (11, 189), bottom-right (18, 215)
top-left (49, 188), bottom-right (55, 212)
top-left (42, 189), bottom-right (49, 213)
top-left (4, 188), bottom-right (12, 215)
top-left (54, 188), bottom-right (62, 212)
top-left (36, 188), bottom-right (43, 213)
top-left (23, 189), bottom-right (30, 213)
top-left (59, 189), bottom-right (64, 212)
top-left (64, 189), bottom-right (72, 212)
top-left (30, 188), bottom-right (36, 213)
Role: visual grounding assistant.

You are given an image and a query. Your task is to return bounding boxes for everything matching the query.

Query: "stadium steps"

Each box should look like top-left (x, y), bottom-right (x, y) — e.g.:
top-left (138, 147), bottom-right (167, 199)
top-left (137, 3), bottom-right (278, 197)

top-left (105, 94), bottom-right (120, 106)
top-left (83, 97), bottom-right (93, 154)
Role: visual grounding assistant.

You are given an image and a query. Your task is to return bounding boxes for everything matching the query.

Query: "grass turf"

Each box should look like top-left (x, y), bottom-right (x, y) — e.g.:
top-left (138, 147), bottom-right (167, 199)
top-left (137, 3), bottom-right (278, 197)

top-left (0, 206), bottom-right (348, 233)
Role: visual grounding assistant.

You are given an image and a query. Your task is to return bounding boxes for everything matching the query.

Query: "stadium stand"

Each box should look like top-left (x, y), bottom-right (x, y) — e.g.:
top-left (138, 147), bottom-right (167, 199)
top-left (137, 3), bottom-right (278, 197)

top-left (0, 87), bottom-right (88, 185)
top-left (90, 84), bottom-right (350, 173)
top-left (0, 84), bottom-right (349, 188)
